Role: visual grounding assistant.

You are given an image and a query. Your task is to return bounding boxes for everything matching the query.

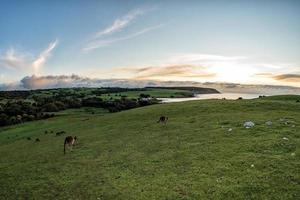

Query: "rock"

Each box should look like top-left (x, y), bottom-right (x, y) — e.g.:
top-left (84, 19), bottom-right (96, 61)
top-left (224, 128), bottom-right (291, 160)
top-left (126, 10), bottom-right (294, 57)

top-left (251, 164), bottom-right (254, 168)
top-left (291, 152), bottom-right (296, 156)
top-left (282, 137), bottom-right (289, 141)
top-left (244, 121), bottom-right (255, 128)
top-left (279, 118), bottom-right (285, 122)
top-left (265, 121), bottom-right (272, 126)
top-left (228, 128), bottom-right (232, 132)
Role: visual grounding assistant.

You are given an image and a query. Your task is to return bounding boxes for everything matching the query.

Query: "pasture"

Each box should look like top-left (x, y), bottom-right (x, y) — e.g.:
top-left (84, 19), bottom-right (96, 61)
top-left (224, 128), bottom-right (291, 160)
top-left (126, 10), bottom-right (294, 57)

top-left (0, 97), bottom-right (299, 199)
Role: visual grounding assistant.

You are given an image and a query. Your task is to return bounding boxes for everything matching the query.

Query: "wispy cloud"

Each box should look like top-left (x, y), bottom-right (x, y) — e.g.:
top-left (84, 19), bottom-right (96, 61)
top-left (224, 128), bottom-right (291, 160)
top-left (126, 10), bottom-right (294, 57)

top-left (32, 39), bottom-right (58, 74)
top-left (83, 24), bottom-right (163, 51)
top-left (0, 39), bottom-right (58, 75)
top-left (273, 74), bottom-right (300, 82)
top-left (165, 53), bottom-right (246, 65)
top-left (116, 64), bottom-right (215, 80)
top-left (83, 6), bottom-right (161, 52)
top-left (0, 47), bottom-right (31, 70)
top-left (255, 71), bottom-right (300, 83)
top-left (94, 8), bottom-right (148, 38)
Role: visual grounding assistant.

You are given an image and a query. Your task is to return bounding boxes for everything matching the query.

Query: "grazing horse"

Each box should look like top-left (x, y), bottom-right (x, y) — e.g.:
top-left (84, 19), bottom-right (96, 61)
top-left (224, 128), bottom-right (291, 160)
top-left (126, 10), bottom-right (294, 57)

top-left (64, 136), bottom-right (77, 154)
top-left (157, 116), bottom-right (168, 124)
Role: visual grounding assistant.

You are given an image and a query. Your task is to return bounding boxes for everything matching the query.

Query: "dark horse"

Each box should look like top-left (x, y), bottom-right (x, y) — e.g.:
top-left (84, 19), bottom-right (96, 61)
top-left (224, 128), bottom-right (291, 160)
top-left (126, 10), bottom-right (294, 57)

top-left (64, 136), bottom-right (77, 154)
top-left (157, 116), bottom-right (168, 124)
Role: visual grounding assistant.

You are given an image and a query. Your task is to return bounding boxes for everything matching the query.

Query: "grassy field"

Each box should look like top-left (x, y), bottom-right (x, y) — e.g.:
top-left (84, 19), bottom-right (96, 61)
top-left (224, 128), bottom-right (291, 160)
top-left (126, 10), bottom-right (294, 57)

top-left (0, 97), bottom-right (299, 199)
top-left (24, 87), bottom-right (194, 101)
top-left (99, 88), bottom-right (194, 100)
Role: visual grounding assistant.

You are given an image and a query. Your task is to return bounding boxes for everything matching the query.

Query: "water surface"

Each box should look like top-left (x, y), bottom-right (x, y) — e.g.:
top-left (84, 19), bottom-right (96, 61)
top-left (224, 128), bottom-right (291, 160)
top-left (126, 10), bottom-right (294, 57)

top-left (159, 93), bottom-right (264, 103)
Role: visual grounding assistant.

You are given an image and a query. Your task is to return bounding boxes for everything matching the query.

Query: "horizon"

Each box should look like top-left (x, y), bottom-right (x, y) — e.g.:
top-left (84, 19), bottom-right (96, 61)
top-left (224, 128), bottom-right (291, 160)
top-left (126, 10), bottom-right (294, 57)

top-left (1, 0), bottom-right (300, 90)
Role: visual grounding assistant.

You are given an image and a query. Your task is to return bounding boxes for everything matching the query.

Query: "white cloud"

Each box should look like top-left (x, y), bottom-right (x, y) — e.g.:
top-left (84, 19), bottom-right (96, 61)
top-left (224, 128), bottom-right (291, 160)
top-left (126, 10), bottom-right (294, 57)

top-left (0, 47), bottom-right (30, 70)
top-left (0, 39), bottom-right (58, 75)
top-left (94, 8), bottom-right (147, 38)
top-left (83, 6), bottom-right (160, 52)
top-left (165, 53), bottom-right (247, 65)
top-left (83, 24), bottom-right (163, 51)
top-left (32, 39), bottom-right (58, 75)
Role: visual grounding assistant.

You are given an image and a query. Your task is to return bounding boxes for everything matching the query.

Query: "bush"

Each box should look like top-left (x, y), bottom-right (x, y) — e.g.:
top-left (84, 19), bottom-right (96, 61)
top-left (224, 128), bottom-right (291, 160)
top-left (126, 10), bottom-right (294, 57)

top-left (0, 113), bottom-right (9, 126)
top-left (82, 97), bottom-right (103, 107)
top-left (139, 93), bottom-right (150, 98)
top-left (54, 101), bottom-right (66, 110)
top-left (42, 103), bottom-right (59, 112)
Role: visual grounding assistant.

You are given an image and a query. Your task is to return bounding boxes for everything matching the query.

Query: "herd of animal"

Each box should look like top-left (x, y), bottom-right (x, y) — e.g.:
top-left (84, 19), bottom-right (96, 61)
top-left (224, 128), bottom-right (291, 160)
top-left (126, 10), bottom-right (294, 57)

top-left (27, 115), bottom-right (169, 155)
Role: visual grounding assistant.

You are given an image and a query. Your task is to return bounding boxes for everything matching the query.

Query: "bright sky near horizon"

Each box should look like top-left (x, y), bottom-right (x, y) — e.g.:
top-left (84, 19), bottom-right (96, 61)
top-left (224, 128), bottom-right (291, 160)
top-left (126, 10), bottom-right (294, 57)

top-left (0, 0), bottom-right (300, 87)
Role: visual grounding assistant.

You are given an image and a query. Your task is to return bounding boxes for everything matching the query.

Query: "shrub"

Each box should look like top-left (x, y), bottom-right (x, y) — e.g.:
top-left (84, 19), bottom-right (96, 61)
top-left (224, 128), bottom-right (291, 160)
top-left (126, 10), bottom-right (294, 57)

top-left (42, 103), bottom-right (59, 112)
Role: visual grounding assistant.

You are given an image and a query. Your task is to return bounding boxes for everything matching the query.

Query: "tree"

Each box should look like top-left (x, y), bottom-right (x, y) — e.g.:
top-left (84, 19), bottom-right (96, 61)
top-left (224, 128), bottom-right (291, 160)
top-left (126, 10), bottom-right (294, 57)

top-left (139, 93), bottom-right (150, 98)
top-left (42, 103), bottom-right (59, 112)
top-left (0, 113), bottom-right (9, 126)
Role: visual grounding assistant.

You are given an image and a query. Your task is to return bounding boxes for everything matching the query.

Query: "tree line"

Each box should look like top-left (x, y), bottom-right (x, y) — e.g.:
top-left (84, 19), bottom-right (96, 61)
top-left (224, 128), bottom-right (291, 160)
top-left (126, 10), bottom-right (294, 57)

top-left (0, 91), bottom-right (158, 127)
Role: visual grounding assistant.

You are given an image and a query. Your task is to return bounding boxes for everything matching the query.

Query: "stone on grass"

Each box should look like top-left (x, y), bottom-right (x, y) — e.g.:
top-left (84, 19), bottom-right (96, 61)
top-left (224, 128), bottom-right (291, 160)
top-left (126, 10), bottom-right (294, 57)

top-left (244, 121), bottom-right (255, 128)
top-left (282, 137), bottom-right (289, 141)
top-left (265, 121), bottom-right (272, 126)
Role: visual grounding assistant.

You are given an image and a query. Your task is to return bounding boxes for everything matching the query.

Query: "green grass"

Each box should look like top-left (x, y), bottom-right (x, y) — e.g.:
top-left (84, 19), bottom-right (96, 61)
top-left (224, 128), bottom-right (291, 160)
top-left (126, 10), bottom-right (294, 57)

top-left (25, 88), bottom-right (194, 101)
top-left (100, 88), bottom-right (194, 100)
top-left (262, 95), bottom-right (300, 101)
top-left (0, 98), bottom-right (299, 199)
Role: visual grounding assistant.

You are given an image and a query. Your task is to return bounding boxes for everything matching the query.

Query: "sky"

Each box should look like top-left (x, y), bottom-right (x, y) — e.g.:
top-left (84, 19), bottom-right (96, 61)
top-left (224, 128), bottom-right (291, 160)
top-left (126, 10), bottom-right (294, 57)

top-left (0, 0), bottom-right (300, 89)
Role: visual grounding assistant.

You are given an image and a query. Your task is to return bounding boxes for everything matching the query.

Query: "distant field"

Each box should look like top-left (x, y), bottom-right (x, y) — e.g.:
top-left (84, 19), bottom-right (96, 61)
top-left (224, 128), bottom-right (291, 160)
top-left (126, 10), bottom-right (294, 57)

top-left (261, 95), bottom-right (300, 101)
top-left (23, 87), bottom-right (194, 100)
top-left (0, 96), bottom-right (299, 199)
top-left (100, 88), bottom-right (194, 99)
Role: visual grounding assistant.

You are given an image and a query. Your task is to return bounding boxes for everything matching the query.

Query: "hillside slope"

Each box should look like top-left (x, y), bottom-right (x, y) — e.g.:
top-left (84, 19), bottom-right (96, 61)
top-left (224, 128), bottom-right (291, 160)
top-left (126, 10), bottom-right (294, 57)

top-left (0, 98), bottom-right (299, 199)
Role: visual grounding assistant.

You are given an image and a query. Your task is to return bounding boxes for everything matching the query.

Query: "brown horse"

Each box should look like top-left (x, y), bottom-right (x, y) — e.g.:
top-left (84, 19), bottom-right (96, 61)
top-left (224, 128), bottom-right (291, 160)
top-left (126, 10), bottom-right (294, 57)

top-left (157, 116), bottom-right (168, 124)
top-left (64, 136), bottom-right (77, 154)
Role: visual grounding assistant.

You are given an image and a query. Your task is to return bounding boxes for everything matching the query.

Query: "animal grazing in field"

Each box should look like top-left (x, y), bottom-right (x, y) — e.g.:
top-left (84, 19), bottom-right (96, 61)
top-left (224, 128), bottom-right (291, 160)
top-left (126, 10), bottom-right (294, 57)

top-left (44, 130), bottom-right (48, 134)
top-left (27, 137), bottom-right (31, 140)
top-left (157, 116), bottom-right (168, 124)
top-left (35, 138), bottom-right (40, 142)
top-left (64, 136), bottom-right (77, 154)
top-left (56, 131), bottom-right (66, 136)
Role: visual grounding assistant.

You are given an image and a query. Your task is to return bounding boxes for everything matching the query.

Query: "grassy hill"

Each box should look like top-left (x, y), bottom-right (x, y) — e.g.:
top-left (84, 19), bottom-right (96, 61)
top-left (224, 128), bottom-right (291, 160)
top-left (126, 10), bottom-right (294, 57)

top-left (0, 97), bottom-right (299, 199)
top-left (261, 95), bottom-right (300, 101)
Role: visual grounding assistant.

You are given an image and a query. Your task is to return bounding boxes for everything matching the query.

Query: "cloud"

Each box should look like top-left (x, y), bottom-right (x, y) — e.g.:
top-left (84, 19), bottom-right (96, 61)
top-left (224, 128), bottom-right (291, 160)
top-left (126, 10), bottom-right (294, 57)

top-left (255, 72), bottom-right (273, 76)
top-left (0, 39), bottom-right (58, 74)
top-left (116, 64), bottom-right (215, 80)
top-left (1, 74), bottom-right (300, 96)
top-left (166, 54), bottom-right (246, 64)
top-left (83, 24), bottom-right (163, 51)
top-left (17, 74), bottom-right (160, 89)
top-left (272, 74), bottom-right (300, 82)
top-left (32, 39), bottom-right (58, 74)
top-left (20, 74), bottom-right (89, 89)
top-left (255, 72), bottom-right (300, 83)
top-left (0, 47), bottom-right (30, 70)
top-left (83, 6), bottom-right (160, 52)
top-left (94, 8), bottom-right (148, 38)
